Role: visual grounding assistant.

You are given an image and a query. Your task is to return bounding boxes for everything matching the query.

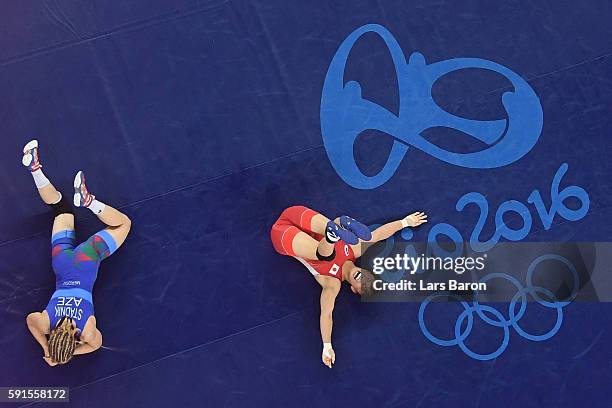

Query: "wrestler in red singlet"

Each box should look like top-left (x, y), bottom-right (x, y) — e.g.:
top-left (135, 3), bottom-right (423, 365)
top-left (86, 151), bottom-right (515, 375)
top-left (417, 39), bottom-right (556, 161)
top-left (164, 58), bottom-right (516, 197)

top-left (271, 205), bottom-right (428, 369)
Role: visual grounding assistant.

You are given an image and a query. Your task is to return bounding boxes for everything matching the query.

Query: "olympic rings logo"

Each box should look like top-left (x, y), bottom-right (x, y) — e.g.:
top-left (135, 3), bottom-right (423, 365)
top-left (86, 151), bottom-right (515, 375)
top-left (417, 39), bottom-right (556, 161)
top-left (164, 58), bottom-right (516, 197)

top-left (418, 255), bottom-right (579, 360)
top-left (321, 24), bottom-right (543, 189)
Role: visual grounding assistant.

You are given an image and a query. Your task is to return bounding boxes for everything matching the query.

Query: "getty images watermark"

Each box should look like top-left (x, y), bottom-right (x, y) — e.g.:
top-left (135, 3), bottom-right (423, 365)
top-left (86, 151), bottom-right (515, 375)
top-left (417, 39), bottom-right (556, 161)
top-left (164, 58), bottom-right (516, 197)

top-left (360, 242), bottom-right (607, 303)
top-left (371, 253), bottom-right (488, 292)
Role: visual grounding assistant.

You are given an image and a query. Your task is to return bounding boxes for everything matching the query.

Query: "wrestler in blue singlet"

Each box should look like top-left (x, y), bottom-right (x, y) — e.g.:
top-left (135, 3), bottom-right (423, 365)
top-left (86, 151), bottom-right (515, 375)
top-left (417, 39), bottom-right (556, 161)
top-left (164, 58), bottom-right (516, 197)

top-left (45, 229), bottom-right (117, 334)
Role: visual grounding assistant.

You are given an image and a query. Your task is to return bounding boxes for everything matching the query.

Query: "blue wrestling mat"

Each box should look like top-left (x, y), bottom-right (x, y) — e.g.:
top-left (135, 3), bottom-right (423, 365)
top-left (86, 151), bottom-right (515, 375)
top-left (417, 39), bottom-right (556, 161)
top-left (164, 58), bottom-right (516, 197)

top-left (1, 1), bottom-right (611, 407)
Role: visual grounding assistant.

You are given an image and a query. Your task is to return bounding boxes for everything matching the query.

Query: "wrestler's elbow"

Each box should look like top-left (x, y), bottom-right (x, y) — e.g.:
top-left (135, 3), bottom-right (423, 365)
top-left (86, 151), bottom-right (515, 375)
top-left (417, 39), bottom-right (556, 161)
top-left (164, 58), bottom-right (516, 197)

top-left (26, 312), bottom-right (39, 329)
top-left (93, 330), bottom-right (103, 349)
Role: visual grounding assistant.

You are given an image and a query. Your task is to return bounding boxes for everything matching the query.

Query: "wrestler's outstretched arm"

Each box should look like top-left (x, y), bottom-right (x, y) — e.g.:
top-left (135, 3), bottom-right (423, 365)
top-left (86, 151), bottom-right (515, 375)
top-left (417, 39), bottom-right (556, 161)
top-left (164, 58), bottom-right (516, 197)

top-left (317, 277), bottom-right (340, 368)
top-left (352, 212), bottom-right (428, 257)
top-left (371, 211), bottom-right (427, 242)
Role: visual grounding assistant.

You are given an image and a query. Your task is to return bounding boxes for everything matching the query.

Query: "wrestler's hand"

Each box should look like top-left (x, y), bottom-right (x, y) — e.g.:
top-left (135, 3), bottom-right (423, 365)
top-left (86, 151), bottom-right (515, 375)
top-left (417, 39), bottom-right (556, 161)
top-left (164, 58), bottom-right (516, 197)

top-left (322, 343), bottom-right (335, 368)
top-left (401, 212), bottom-right (427, 228)
top-left (43, 356), bottom-right (58, 367)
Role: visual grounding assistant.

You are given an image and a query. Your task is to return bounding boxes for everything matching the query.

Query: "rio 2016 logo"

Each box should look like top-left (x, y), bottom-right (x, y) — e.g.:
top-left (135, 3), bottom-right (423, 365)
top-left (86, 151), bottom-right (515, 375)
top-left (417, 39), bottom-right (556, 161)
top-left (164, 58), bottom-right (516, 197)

top-left (321, 23), bottom-right (543, 189)
top-left (321, 24), bottom-right (590, 360)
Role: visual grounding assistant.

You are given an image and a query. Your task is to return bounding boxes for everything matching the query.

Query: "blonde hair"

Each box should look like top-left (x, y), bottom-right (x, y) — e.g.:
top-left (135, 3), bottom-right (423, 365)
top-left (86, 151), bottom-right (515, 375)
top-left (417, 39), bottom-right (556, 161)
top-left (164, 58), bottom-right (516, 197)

top-left (48, 317), bottom-right (77, 364)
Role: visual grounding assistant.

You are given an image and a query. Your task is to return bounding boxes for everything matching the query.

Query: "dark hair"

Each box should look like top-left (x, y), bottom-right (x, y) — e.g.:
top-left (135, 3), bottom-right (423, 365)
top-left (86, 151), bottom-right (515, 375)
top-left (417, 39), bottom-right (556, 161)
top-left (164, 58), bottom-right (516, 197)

top-left (360, 269), bottom-right (376, 297)
top-left (48, 318), bottom-right (77, 364)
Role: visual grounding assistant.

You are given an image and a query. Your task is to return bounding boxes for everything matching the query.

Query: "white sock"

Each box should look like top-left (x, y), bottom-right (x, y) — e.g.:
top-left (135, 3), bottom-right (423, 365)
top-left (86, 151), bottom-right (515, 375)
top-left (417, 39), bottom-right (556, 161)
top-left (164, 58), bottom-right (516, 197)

top-left (31, 169), bottom-right (50, 189)
top-left (88, 199), bottom-right (106, 215)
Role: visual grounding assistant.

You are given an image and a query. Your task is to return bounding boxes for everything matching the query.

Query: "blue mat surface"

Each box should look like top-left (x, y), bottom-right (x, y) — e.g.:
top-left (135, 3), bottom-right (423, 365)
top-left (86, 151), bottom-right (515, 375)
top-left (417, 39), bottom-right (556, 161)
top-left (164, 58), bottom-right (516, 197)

top-left (0, 1), bottom-right (611, 407)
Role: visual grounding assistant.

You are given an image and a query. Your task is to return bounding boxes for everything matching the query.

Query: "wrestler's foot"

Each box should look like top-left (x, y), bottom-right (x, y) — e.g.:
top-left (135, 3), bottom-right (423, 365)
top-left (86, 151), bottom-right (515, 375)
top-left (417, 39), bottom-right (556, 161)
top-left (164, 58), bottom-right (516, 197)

top-left (73, 171), bottom-right (95, 207)
top-left (22, 140), bottom-right (42, 172)
top-left (339, 216), bottom-right (372, 241)
top-left (326, 221), bottom-right (358, 245)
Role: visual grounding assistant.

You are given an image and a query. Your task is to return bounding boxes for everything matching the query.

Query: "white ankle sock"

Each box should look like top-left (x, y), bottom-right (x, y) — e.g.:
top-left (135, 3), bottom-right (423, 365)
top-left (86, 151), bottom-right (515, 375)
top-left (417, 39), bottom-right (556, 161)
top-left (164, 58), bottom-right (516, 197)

top-left (88, 199), bottom-right (106, 215)
top-left (31, 169), bottom-right (50, 189)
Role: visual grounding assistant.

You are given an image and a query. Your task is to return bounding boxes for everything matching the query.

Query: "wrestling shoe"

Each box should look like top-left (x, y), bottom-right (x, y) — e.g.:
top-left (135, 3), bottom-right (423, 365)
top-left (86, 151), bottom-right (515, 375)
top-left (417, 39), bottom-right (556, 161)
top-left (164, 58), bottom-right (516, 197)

top-left (73, 171), bottom-right (95, 207)
top-left (22, 139), bottom-right (42, 172)
top-left (339, 216), bottom-right (372, 241)
top-left (326, 221), bottom-right (358, 245)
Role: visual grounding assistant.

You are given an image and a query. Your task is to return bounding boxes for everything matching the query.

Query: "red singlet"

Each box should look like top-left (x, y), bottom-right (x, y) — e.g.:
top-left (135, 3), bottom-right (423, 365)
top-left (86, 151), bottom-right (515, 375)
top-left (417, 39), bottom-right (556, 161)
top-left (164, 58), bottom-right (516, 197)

top-left (294, 241), bottom-right (355, 281)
